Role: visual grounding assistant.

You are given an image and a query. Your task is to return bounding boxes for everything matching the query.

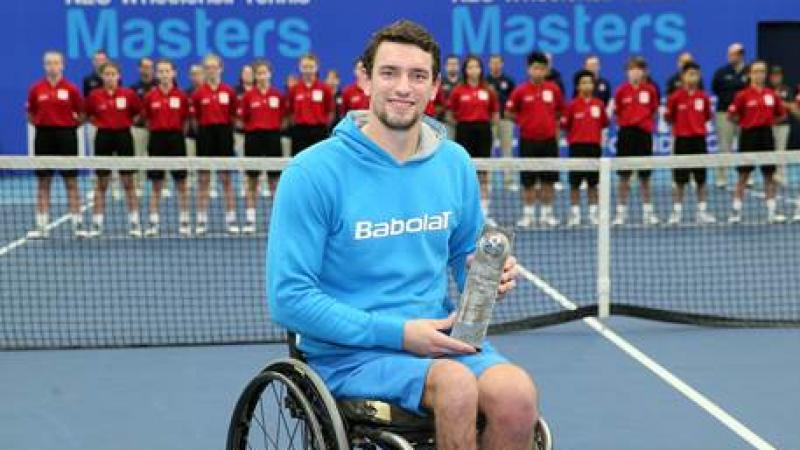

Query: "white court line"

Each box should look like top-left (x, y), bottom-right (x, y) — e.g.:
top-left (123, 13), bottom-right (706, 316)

top-left (0, 203), bottom-right (92, 257)
top-left (517, 265), bottom-right (777, 450)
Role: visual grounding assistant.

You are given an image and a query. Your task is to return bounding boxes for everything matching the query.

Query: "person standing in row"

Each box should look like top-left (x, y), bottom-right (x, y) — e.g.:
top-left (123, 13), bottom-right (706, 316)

top-left (727, 60), bottom-right (787, 224)
top-left (582, 55), bottom-right (611, 105)
top-left (339, 59), bottom-right (370, 116)
top-left (712, 43), bottom-right (748, 188)
top-left (506, 51), bottom-right (565, 228)
top-left (613, 56), bottom-right (660, 226)
top-left (84, 61), bottom-right (142, 237)
top-left (26, 51), bottom-right (85, 239)
top-left (768, 65), bottom-right (793, 185)
top-left (665, 52), bottom-right (705, 96)
top-left (130, 58), bottom-right (157, 194)
top-left (286, 53), bottom-right (334, 155)
top-left (142, 59), bottom-right (192, 237)
top-left (440, 54), bottom-right (461, 138)
top-left (664, 62), bottom-right (716, 225)
top-left (239, 59), bottom-right (285, 234)
top-left (486, 54), bottom-right (517, 191)
top-left (191, 53), bottom-right (239, 235)
top-left (562, 70), bottom-right (608, 227)
top-left (448, 55), bottom-right (500, 226)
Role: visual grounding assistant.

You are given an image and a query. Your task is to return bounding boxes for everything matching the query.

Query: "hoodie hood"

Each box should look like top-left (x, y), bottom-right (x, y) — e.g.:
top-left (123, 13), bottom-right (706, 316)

top-left (332, 110), bottom-right (448, 167)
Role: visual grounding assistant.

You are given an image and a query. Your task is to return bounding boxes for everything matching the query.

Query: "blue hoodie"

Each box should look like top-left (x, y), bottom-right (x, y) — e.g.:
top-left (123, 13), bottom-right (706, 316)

top-left (267, 111), bottom-right (483, 358)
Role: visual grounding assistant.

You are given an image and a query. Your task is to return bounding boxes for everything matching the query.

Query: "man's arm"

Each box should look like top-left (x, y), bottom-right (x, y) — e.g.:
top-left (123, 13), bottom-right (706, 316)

top-left (267, 165), bottom-right (406, 350)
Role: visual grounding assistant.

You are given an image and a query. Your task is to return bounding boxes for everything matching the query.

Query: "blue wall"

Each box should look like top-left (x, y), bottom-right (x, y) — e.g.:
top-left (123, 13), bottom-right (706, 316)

top-left (1, 0), bottom-right (795, 155)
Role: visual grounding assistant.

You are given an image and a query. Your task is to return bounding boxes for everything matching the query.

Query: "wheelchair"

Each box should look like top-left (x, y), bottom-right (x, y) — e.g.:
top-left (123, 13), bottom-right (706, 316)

top-left (226, 332), bottom-right (553, 449)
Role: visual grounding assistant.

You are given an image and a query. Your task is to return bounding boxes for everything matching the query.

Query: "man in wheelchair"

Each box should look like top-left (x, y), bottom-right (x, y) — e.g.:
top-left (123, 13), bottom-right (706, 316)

top-left (267, 20), bottom-right (540, 449)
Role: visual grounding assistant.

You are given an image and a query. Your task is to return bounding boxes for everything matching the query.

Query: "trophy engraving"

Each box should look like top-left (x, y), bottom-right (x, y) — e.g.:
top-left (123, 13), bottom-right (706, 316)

top-left (450, 226), bottom-right (513, 348)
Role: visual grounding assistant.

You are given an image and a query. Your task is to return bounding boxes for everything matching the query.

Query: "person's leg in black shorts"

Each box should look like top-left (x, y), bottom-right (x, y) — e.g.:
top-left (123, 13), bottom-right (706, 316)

top-left (196, 124), bottom-right (238, 235)
top-left (90, 129), bottom-right (140, 237)
top-left (243, 130), bottom-right (282, 234)
top-left (669, 136), bottom-right (715, 225)
top-left (29, 126), bottom-right (84, 238)
top-left (567, 144), bottom-right (601, 226)
top-left (517, 139), bottom-right (559, 227)
top-left (291, 125), bottom-right (328, 156)
top-left (614, 126), bottom-right (657, 225)
top-left (146, 131), bottom-right (190, 236)
top-left (731, 126), bottom-right (783, 223)
top-left (456, 121), bottom-right (494, 225)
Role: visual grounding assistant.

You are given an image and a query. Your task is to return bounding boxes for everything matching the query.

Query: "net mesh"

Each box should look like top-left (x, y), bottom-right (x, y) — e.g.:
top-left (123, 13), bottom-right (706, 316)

top-left (1, 152), bottom-right (799, 349)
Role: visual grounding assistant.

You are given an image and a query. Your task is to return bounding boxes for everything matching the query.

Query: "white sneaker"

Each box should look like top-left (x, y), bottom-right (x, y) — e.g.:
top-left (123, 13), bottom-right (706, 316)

top-left (696, 211), bottom-right (717, 225)
top-left (262, 188), bottom-right (272, 198)
top-left (768, 212), bottom-right (787, 224)
top-left (87, 223), bottom-right (102, 238)
top-left (74, 224), bottom-right (89, 239)
top-left (667, 211), bottom-right (681, 226)
top-left (728, 212), bottom-right (742, 224)
top-left (792, 209), bottom-right (800, 223)
top-left (612, 212), bottom-right (626, 226)
top-left (554, 182), bottom-right (564, 192)
top-left (241, 221), bottom-right (256, 235)
top-left (26, 227), bottom-right (49, 239)
top-left (566, 213), bottom-right (580, 227)
top-left (144, 223), bottom-right (159, 237)
top-left (643, 212), bottom-right (660, 226)
top-left (485, 217), bottom-right (498, 227)
top-left (227, 222), bottom-right (240, 235)
top-left (129, 223), bottom-right (142, 238)
top-left (195, 222), bottom-right (207, 236)
top-left (516, 215), bottom-right (536, 229)
top-left (540, 215), bottom-right (560, 227)
top-left (179, 222), bottom-right (192, 237)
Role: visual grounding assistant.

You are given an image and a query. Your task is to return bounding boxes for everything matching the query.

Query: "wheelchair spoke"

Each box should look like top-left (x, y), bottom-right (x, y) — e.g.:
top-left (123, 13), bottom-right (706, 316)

top-left (252, 399), bottom-right (280, 449)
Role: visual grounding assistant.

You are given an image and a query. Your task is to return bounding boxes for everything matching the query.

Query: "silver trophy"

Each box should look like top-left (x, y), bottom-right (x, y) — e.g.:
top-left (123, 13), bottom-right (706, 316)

top-left (451, 226), bottom-right (514, 348)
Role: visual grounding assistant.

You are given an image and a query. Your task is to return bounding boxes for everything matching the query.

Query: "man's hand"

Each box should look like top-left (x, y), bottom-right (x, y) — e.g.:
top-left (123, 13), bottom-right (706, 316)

top-left (402, 314), bottom-right (476, 357)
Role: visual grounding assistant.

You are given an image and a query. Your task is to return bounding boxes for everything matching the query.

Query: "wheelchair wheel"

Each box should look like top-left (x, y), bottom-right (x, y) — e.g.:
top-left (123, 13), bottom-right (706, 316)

top-left (227, 369), bottom-right (326, 450)
top-left (534, 417), bottom-right (553, 450)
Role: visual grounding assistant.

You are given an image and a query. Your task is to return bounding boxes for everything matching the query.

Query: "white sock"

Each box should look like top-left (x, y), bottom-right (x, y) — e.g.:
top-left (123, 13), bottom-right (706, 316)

top-left (589, 204), bottom-right (598, 215)
top-left (128, 212), bottom-right (139, 225)
top-left (766, 198), bottom-right (777, 214)
top-left (672, 203), bottom-right (683, 213)
top-left (698, 202), bottom-right (707, 212)
top-left (179, 211), bottom-right (190, 224)
top-left (541, 205), bottom-right (553, 217)
top-left (35, 213), bottom-right (49, 228)
top-left (197, 211), bottom-right (208, 224)
top-left (732, 199), bottom-right (743, 211)
top-left (570, 205), bottom-right (580, 216)
top-left (149, 213), bottom-right (159, 225)
top-left (616, 204), bottom-right (627, 215)
top-left (71, 214), bottom-right (82, 227)
top-left (643, 203), bottom-right (654, 214)
top-left (246, 208), bottom-right (256, 223)
top-left (226, 210), bottom-right (237, 224)
top-left (523, 205), bottom-right (535, 217)
top-left (92, 214), bottom-right (103, 226)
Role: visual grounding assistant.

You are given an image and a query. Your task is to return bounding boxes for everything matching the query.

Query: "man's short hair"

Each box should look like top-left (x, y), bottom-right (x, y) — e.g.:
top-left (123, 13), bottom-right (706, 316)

top-left (681, 61), bottom-right (701, 74)
top-left (99, 61), bottom-right (121, 74)
top-left (300, 53), bottom-right (319, 64)
top-left (489, 54), bottom-right (503, 62)
top-left (252, 59), bottom-right (272, 72)
top-left (139, 57), bottom-right (153, 67)
top-left (527, 51), bottom-right (548, 67)
top-left (573, 69), bottom-right (595, 89)
top-left (43, 50), bottom-right (64, 64)
top-left (626, 56), bottom-right (648, 70)
top-left (155, 58), bottom-right (175, 70)
top-left (203, 53), bottom-right (223, 68)
top-left (361, 20), bottom-right (441, 78)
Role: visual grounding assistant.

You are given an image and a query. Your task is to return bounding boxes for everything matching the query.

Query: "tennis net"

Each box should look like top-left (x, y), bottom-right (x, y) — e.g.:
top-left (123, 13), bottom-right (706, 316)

top-left (1, 152), bottom-right (799, 349)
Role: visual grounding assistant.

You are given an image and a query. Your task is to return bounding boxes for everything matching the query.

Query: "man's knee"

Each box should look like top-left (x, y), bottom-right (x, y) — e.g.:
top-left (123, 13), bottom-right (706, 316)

top-left (423, 360), bottom-right (479, 414)
top-left (479, 364), bottom-right (539, 436)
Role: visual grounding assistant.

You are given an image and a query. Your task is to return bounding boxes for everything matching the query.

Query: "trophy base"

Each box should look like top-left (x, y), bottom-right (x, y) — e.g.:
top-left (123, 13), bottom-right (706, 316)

top-left (450, 321), bottom-right (486, 349)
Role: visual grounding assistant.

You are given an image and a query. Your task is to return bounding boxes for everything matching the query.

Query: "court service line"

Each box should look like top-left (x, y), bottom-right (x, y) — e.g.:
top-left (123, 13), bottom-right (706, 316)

top-left (0, 203), bottom-right (92, 257)
top-left (516, 265), bottom-right (776, 450)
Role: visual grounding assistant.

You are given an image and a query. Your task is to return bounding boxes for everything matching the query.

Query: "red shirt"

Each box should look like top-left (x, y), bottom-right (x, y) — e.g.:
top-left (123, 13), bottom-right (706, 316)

top-left (727, 86), bottom-right (787, 129)
top-left (506, 81), bottom-right (564, 140)
top-left (448, 83), bottom-right (499, 123)
top-left (190, 83), bottom-right (238, 126)
top-left (665, 88), bottom-right (711, 138)
top-left (240, 86), bottom-right (284, 132)
top-left (143, 86), bottom-right (190, 132)
top-left (425, 89), bottom-right (445, 116)
top-left (286, 79), bottom-right (334, 126)
top-left (561, 96), bottom-right (608, 145)
top-left (27, 78), bottom-right (83, 127)
top-left (340, 83), bottom-right (370, 116)
top-left (613, 82), bottom-right (659, 133)
top-left (85, 87), bottom-right (141, 130)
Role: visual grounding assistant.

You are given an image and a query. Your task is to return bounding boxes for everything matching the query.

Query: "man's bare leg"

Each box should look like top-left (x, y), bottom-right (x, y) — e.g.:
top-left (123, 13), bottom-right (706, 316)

top-left (422, 360), bottom-right (479, 450)
top-left (478, 364), bottom-right (538, 450)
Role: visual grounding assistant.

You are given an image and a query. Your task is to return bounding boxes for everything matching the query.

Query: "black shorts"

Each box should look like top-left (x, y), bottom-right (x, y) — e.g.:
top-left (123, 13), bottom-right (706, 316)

top-left (244, 130), bottom-right (282, 178)
top-left (147, 130), bottom-right (187, 181)
top-left (737, 126), bottom-right (776, 176)
top-left (34, 126), bottom-right (79, 178)
top-left (95, 128), bottom-right (135, 177)
top-left (291, 124), bottom-right (329, 156)
top-left (673, 136), bottom-right (708, 185)
top-left (616, 126), bottom-right (653, 180)
top-left (197, 124), bottom-right (235, 158)
top-left (519, 138), bottom-right (559, 187)
top-left (455, 121), bottom-right (492, 159)
top-left (568, 143), bottom-right (601, 189)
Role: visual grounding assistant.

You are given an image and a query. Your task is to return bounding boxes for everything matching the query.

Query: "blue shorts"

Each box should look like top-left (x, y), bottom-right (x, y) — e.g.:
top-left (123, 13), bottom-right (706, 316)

top-left (308, 341), bottom-right (508, 415)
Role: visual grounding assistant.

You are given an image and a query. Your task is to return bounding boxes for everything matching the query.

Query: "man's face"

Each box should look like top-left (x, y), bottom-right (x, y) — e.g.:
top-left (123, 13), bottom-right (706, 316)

top-left (769, 72), bottom-right (783, 87)
top-left (156, 62), bottom-right (174, 86)
top-left (325, 71), bottom-right (340, 90)
top-left (299, 57), bottom-right (318, 81)
top-left (489, 56), bottom-right (503, 75)
top-left (139, 59), bottom-right (154, 81)
top-left (190, 68), bottom-right (204, 87)
top-left (578, 76), bottom-right (594, 96)
top-left (750, 63), bottom-right (767, 85)
top-left (366, 41), bottom-right (437, 131)
top-left (354, 61), bottom-right (367, 85)
top-left (627, 67), bottom-right (644, 84)
top-left (728, 48), bottom-right (743, 65)
top-left (446, 57), bottom-right (459, 78)
top-left (255, 65), bottom-right (271, 86)
top-left (528, 62), bottom-right (547, 83)
top-left (241, 66), bottom-right (254, 85)
top-left (465, 59), bottom-right (481, 82)
top-left (92, 53), bottom-right (108, 71)
top-left (204, 58), bottom-right (222, 83)
top-left (102, 65), bottom-right (120, 89)
top-left (585, 57), bottom-right (600, 75)
top-left (682, 68), bottom-right (700, 88)
top-left (44, 53), bottom-right (63, 79)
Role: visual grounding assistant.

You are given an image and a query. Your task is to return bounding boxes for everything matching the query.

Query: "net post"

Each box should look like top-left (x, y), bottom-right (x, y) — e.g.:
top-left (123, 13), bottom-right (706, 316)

top-left (597, 157), bottom-right (611, 319)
